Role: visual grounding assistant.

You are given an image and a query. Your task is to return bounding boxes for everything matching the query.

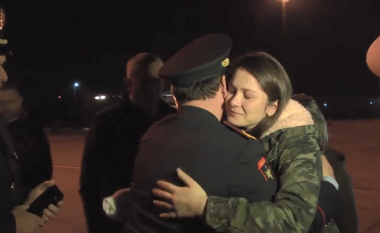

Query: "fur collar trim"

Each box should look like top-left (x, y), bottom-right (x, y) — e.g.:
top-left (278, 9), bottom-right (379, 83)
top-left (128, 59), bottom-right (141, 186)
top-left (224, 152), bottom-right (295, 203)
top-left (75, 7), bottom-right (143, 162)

top-left (261, 99), bottom-right (314, 138)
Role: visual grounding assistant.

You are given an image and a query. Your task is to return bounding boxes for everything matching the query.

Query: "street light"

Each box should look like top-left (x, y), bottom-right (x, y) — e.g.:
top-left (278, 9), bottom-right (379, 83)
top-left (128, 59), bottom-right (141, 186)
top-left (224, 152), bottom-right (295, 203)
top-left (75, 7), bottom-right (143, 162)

top-left (279, 0), bottom-right (289, 38)
top-left (73, 82), bottom-right (79, 98)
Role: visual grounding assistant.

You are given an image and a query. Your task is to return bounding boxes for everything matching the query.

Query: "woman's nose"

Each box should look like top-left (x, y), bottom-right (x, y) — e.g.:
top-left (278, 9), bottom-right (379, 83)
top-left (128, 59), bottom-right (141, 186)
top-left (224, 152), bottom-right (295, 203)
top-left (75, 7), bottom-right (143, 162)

top-left (230, 95), bottom-right (242, 108)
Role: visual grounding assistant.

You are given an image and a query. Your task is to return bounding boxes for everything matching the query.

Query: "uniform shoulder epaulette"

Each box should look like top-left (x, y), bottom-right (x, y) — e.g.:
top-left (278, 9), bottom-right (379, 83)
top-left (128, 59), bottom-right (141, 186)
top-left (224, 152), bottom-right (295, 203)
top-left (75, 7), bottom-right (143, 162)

top-left (223, 121), bottom-right (257, 140)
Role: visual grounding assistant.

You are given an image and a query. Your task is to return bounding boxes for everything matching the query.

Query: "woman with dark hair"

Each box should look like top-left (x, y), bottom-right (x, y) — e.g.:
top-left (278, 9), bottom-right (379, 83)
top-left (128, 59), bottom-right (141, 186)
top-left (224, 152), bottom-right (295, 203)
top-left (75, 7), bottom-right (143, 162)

top-left (152, 52), bottom-right (340, 232)
top-left (292, 93), bottom-right (358, 233)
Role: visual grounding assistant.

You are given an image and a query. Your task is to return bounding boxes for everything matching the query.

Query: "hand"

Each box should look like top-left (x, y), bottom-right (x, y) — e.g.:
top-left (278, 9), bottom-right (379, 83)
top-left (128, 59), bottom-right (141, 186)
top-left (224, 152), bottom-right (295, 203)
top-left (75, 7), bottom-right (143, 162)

top-left (12, 205), bottom-right (44, 233)
top-left (322, 155), bottom-right (335, 178)
top-left (26, 180), bottom-right (64, 223)
top-left (41, 201), bottom-right (64, 223)
top-left (152, 168), bottom-right (208, 218)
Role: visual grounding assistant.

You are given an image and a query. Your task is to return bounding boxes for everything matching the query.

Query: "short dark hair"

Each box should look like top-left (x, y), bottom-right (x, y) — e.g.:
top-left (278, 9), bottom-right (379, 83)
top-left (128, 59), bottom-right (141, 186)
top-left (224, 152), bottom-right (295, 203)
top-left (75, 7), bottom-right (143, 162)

top-left (125, 53), bottom-right (162, 95)
top-left (292, 93), bottom-right (328, 150)
top-left (126, 53), bottom-right (161, 80)
top-left (232, 52), bottom-right (293, 138)
top-left (171, 75), bottom-right (222, 103)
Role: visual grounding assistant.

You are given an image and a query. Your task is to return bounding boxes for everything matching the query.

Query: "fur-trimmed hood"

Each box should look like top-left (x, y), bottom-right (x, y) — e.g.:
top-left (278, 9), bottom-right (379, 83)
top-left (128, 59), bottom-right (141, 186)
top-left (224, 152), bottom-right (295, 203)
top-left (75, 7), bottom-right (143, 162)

top-left (261, 99), bottom-right (314, 138)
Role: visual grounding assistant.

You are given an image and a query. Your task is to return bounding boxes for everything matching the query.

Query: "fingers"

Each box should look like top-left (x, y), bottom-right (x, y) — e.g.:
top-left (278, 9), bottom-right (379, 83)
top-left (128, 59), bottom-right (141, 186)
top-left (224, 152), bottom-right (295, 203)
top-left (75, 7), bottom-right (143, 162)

top-left (156, 180), bottom-right (178, 193)
top-left (176, 168), bottom-right (195, 187)
top-left (153, 200), bottom-right (173, 210)
top-left (36, 216), bottom-right (45, 227)
top-left (42, 214), bottom-right (50, 223)
top-left (47, 204), bottom-right (60, 215)
top-left (57, 201), bottom-right (64, 208)
top-left (159, 212), bottom-right (177, 219)
top-left (37, 180), bottom-right (55, 191)
top-left (152, 188), bottom-right (173, 202)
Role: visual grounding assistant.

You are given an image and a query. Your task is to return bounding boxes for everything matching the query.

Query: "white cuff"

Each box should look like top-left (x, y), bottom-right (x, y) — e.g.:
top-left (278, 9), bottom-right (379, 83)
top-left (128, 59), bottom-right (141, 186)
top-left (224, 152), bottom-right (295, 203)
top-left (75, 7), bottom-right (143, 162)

top-left (323, 176), bottom-right (339, 190)
top-left (103, 196), bottom-right (117, 216)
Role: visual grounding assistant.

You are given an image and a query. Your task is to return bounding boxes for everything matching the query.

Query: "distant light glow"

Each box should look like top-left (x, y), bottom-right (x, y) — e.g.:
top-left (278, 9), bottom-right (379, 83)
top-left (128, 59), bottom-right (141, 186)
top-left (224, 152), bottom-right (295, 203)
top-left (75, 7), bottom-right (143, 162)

top-left (370, 101), bottom-right (373, 104)
top-left (95, 96), bottom-right (100, 100)
top-left (100, 95), bottom-right (106, 99)
top-left (323, 103), bottom-right (327, 107)
top-left (58, 96), bottom-right (61, 99)
top-left (74, 83), bottom-right (79, 87)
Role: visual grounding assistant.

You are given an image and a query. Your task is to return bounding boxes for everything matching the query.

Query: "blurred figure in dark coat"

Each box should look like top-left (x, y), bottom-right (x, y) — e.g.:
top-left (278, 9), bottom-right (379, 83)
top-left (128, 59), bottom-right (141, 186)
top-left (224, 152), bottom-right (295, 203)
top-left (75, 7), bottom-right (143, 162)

top-left (0, 83), bottom-right (53, 203)
top-left (79, 53), bottom-right (176, 233)
top-left (293, 93), bottom-right (358, 233)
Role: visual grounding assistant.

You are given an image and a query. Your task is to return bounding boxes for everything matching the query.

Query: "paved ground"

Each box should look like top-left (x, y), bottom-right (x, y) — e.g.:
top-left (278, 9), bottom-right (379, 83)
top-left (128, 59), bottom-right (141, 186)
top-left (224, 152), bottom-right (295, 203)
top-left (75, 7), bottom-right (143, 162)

top-left (40, 120), bottom-right (380, 233)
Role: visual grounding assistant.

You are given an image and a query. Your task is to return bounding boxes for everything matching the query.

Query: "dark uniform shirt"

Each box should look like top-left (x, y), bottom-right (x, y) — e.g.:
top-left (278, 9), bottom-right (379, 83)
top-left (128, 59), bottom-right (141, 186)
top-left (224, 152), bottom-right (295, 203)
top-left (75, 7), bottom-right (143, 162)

top-left (126, 106), bottom-right (277, 233)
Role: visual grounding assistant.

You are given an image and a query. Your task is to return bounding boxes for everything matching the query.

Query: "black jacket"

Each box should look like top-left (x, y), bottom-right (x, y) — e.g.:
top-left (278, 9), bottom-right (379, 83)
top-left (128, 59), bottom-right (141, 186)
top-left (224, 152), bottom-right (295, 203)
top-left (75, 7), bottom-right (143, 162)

top-left (324, 146), bottom-right (358, 233)
top-left (79, 98), bottom-right (176, 233)
top-left (7, 112), bottom-right (53, 202)
top-left (126, 106), bottom-right (277, 233)
top-left (0, 116), bottom-right (21, 233)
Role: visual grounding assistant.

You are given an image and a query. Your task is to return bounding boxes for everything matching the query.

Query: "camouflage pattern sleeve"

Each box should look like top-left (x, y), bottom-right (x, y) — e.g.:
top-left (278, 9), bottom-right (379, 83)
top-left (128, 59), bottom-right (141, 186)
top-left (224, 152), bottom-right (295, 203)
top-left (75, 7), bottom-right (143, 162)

top-left (205, 134), bottom-right (323, 233)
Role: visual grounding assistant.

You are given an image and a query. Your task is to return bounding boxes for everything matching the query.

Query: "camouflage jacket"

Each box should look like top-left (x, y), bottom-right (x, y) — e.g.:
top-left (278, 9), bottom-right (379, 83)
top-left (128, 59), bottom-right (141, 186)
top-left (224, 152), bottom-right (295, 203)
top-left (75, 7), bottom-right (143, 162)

top-left (205, 100), bottom-right (326, 233)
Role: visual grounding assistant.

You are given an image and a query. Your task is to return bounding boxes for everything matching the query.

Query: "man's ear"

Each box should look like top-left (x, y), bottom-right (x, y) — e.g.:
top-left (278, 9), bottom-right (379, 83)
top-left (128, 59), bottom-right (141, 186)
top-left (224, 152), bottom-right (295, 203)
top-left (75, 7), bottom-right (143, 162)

top-left (220, 75), bottom-right (227, 98)
top-left (0, 55), bottom-right (5, 65)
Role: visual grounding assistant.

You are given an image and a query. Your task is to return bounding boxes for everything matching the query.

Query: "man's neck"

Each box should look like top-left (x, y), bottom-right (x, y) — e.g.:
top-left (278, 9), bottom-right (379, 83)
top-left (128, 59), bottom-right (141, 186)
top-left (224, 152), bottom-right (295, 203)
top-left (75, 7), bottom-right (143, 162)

top-left (180, 99), bottom-right (223, 121)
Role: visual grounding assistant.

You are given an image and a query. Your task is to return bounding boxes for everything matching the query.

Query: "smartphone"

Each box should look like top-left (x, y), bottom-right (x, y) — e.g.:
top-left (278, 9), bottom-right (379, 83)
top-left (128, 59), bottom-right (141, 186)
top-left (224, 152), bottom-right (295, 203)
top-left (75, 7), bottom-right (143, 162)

top-left (27, 185), bottom-right (64, 217)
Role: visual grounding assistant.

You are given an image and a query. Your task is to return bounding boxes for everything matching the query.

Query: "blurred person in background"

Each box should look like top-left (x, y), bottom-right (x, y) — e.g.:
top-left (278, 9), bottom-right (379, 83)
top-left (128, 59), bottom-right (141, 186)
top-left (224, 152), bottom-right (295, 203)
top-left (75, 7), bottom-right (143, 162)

top-left (0, 83), bottom-right (53, 202)
top-left (0, 5), bottom-right (63, 232)
top-left (79, 52), bottom-right (176, 233)
top-left (292, 93), bottom-right (358, 233)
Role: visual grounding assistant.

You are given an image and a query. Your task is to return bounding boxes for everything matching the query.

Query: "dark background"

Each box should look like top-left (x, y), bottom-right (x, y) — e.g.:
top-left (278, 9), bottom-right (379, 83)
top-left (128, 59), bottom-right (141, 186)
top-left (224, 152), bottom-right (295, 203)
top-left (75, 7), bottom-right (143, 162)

top-left (1, 0), bottom-right (380, 125)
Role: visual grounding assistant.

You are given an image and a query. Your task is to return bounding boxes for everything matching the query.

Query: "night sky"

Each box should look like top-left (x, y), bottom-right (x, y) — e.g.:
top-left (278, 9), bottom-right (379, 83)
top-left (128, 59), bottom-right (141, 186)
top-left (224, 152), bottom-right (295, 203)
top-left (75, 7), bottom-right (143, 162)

top-left (3, 0), bottom-right (380, 105)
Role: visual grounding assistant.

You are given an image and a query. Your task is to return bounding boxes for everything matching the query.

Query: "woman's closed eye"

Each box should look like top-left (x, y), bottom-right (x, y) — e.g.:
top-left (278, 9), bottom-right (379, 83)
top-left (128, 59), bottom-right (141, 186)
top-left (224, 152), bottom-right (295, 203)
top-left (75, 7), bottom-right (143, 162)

top-left (244, 92), bottom-right (256, 100)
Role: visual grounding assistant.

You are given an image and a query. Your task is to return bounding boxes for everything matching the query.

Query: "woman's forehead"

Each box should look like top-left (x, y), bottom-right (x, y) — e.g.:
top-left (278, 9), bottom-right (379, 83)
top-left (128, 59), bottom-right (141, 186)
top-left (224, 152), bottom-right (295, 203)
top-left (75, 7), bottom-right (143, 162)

top-left (231, 69), bottom-right (260, 89)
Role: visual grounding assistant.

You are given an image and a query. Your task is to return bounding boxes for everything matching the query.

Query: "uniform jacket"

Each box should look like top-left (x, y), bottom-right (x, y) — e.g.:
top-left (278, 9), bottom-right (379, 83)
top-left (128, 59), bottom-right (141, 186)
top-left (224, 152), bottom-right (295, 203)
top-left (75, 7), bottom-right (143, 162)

top-left (7, 111), bottom-right (53, 202)
top-left (125, 106), bottom-right (277, 233)
top-left (205, 99), bottom-right (337, 232)
top-left (79, 97), bottom-right (176, 233)
top-left (0, 116), bottom-right (20, 233)
top-left (324, 146), bottom-right (358, 233)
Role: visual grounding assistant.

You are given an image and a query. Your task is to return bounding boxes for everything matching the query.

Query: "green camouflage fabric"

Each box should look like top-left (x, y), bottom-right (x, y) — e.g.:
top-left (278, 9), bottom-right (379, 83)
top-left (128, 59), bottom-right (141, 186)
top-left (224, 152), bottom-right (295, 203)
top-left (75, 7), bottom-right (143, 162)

top-left (323, 222), bottom-right (340, 233)
top-left (205, 124), bottom-right (325, 233)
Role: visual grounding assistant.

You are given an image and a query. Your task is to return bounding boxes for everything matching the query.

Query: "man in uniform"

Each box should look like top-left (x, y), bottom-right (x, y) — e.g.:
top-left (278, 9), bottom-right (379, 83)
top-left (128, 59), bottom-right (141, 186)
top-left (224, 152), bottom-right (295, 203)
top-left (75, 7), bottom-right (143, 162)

top-left (125, 34), bottom-right (277, 232)
top-left (0, 6), bottom-right (63, 233)
top-left (79, 53), bottom-right (175, 233)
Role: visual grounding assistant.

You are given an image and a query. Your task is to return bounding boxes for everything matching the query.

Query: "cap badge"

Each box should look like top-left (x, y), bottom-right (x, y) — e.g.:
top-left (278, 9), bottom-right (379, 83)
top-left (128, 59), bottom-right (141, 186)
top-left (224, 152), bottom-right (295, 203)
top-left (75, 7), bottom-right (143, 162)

top-left (221, 58), bottom-right (230, 67)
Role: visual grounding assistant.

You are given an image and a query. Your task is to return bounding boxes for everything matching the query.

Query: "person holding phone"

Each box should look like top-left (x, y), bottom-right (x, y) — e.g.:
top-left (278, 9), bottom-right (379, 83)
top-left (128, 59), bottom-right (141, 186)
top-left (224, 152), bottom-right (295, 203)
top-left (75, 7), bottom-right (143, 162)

top-left (0, 7), bottom-right (64, 232)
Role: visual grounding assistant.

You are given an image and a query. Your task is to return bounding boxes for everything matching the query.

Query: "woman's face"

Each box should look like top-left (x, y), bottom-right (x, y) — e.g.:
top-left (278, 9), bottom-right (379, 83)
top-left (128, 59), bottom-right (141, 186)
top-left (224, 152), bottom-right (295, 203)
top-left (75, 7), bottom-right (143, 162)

top-left (225, 68), bottom-right (277, 130)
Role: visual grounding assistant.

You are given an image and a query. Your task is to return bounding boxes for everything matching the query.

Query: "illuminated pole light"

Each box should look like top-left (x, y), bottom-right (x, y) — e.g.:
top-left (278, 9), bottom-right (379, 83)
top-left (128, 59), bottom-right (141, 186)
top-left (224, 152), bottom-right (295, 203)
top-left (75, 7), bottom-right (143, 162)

top-left (73, 82), bottom-right (79, 98)
top-left (323, 103), bottom-right (327, 107)
top-left (278, 0), bottom-right (289, 38)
